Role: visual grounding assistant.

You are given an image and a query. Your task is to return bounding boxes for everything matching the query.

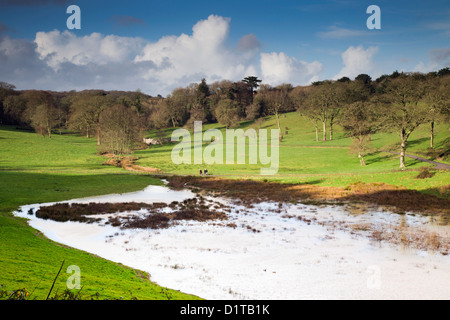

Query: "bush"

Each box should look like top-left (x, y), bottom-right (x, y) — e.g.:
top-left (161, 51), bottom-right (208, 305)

top-left (416, 167), bottom-right (435, 179)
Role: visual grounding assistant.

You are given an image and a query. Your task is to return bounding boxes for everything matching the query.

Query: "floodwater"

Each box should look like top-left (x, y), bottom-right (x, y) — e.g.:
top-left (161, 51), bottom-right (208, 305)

top-left (13, 182), bottom-right (450, 300)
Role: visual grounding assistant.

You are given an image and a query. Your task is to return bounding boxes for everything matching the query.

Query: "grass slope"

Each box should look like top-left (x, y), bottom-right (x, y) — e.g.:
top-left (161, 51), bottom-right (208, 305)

top-left (0, 126), bottom-right (199, 300)
top-left (138, 113), bottom-right (449, 198)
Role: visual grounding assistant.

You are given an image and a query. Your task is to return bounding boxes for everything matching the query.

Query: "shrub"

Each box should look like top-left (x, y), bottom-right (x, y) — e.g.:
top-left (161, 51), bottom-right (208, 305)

top-left (416, 167), bottom-right (435, 179)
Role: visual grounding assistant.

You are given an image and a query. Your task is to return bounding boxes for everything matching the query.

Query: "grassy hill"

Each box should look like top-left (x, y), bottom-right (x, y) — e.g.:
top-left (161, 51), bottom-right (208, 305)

top-left (137, 112), bottom-right (449, 198)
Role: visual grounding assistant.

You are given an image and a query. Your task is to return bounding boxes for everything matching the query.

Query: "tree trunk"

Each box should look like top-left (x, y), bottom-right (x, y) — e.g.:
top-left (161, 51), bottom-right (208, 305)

top-left (276, 111), bottom-right (282, 142)
top-left (329, 116), bottom-right (334, 141)
top-left (430, 121), bottom-right (434, 149)
top-left (97, 127), bottom-right (101, 146)
top-left (359, 153), bottom-right (366, 166)
top-left (358, 136), bottom-right (366, 166)
top-left (400, 129), bottom-right (407, 169)
top-left (330, 123), bottom-right (333, 141)
top-left (47, 123), bottom-right (51, 138)
top-left (322, 121), bottom-right (327, 141)
top-left (315, 123), bottom-right (319, 142)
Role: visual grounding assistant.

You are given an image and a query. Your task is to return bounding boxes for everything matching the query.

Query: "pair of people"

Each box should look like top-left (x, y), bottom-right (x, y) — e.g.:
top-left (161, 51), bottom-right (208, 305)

top-left (199, 169), bottom-right (208, 176)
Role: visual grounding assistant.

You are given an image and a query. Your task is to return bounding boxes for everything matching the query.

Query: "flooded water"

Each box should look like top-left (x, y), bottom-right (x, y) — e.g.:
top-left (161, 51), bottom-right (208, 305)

top-left (13, 182), bottom-right (450, 300)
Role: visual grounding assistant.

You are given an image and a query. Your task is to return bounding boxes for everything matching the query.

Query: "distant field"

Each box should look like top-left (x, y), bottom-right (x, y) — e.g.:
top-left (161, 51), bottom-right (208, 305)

top-left (137, 112), bottom-right (450, 198)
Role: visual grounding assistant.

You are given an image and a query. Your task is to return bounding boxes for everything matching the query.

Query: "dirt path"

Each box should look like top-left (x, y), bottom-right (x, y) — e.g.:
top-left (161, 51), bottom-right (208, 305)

top-left (383, 151), bottom-right (450, 170)
top-left (102, 154), bottom-right (162, 173)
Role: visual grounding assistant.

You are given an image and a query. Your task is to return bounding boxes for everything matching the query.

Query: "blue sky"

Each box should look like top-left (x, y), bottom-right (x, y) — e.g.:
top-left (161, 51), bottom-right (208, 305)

top-left (0, 0), bottom-right (449, 95)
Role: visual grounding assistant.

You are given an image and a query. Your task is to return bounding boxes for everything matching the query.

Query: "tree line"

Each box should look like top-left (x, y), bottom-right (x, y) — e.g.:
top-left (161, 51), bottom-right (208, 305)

top-left (0, 87), bottom-right (155, 155)
top-left (0, 68), bottom-right (449, 167)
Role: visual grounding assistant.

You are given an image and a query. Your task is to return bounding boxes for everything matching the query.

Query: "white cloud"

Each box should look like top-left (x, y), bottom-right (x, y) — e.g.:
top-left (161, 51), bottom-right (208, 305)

top-left (0, 34), bottom-right (156, 93)
top-left (260, 52), bottom-right (323, 86)
top-left (34, 30), bottom-right (145, 70)
top-left (333, 45), bottom-right (378, 80)
top-left (1, 15), bottom-right (325, 95)
top-left (134, 15), bottom-right (259, 92)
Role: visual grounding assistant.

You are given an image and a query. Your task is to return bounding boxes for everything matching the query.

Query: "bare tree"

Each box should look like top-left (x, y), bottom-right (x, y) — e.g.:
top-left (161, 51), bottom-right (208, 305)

top-left (214, 99), bottom-right (240, 129)
top-left (304, 82), bottom-right (337, 141)
top-left (381, 74), bottom-right (428, 169)
top-left (291, 85), bottom-right (321, 141)
top-left (340, 101), bottom-right (380, 166)
top-left (3, 94), bottom-right (27, 125)
top-left (424, 75), bottom-right (449, 148)
top-left (263, 84), bottom-right (293, 142)
top-left (68, 93), bottom-right (113, 145)
top-left (98, 105), bottom-right (142, 156)
top-left (21, 91), bottom-right (59, 138)
top-left (165, 88), bottom-right (190, 127)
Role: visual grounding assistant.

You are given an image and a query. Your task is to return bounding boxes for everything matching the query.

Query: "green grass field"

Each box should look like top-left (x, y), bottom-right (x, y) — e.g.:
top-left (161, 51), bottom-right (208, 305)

top-left (0, 112), bottom-right (448, 299)
top-left (137, 113), bottom-right (449, 197)
top-left (0, 126), bottom-right (199, 300)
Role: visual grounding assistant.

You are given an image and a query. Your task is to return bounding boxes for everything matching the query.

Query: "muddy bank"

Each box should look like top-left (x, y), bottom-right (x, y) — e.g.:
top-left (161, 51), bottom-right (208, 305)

top-left (35, 196), bottom-right (230, 230)
top-left (165, 176), bottom-right (450, 219)
top-left (102, 154), bottom-right (161, 173)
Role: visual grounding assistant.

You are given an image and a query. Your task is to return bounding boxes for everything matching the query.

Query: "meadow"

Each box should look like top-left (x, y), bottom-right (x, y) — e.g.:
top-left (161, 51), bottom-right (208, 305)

top-left (136, 112), bottom-right (449, 198)
top-left (0, 112), bottom-right (448, 299)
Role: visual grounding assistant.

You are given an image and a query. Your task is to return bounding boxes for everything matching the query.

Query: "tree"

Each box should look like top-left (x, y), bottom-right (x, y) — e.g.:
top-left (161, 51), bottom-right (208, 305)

top-left (214, 99), bottom-right (240, 129)
top-left (0, 82), bottom-right (17, 125)
top-left (149, 99), bottom-right (170, 129)
top-left (340, 101), bottom-right (380, 166)
top-left (242, 76), bottom-right (262, 104)
top-left (328, 82), bottom-right (349, 141)
top-left (437, 67), bottom-right (450, 77)
top-left (291, 86), bottom-right (321, 141)
top-left (231, 81), bottom-right (253, 114)
top-left (3, 94), bottom-right (27, 125)
top-left (423, 75), bottom-right (449, 148)
top-left (246, 98), bottom-right (263, 121)
top-left (337, 77), bottom-right (351, 83)
top-left (303, 81), bottom-right (337, 141)
top-left (262, 84), bottom-right (293, 142)
top-left (24, 91), bottom-right (59, 138)
top-left (164, 88), bottom-right (189, 128)
top-left (188, 79), bottom-right (211, 124)
top-left (381, 74), bottom-right (429, 169)
top-left (98, 105), bottom-right (142, 156)
top-left (68, 93), bottom-right (113, 145)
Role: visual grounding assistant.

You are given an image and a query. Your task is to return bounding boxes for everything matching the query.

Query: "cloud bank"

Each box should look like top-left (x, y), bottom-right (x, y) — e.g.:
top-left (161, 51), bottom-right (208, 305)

top-left (0, 14), bottom-right (324, 95)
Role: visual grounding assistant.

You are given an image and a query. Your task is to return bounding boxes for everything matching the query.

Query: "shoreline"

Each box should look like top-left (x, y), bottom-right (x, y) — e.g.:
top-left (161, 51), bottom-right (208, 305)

top-left (165, 175), bottom-right (450, 217)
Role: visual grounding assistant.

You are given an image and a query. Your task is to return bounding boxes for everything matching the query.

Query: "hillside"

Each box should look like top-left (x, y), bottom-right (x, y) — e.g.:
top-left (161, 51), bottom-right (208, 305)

top-left (137, 112), bottom-right (449, 198)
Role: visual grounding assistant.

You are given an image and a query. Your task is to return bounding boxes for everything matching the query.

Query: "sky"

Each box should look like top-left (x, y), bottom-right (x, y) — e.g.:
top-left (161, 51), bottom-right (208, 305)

top-left (0, 0), bottom-right (449, 96)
